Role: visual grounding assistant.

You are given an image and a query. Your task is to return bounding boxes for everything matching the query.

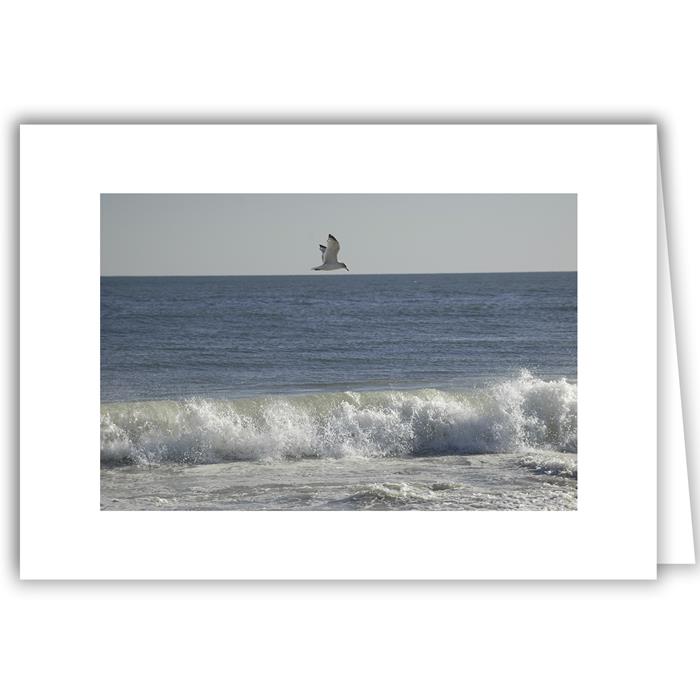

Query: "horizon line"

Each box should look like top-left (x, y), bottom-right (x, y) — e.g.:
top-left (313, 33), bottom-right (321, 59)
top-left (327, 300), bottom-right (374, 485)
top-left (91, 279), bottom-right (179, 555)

top-left (101, 269), bottom-right (577, 278)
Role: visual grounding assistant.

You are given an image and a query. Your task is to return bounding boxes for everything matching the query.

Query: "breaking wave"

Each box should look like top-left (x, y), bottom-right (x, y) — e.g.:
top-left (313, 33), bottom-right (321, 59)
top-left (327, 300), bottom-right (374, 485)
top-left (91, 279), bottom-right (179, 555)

top-left (101, 371), bottom-right (577, 466)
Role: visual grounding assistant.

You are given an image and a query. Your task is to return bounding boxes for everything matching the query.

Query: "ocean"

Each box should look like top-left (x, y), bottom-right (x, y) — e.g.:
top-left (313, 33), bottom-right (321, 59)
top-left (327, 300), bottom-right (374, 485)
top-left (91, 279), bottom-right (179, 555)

top-left (101, 272), bottom-right (577, 510)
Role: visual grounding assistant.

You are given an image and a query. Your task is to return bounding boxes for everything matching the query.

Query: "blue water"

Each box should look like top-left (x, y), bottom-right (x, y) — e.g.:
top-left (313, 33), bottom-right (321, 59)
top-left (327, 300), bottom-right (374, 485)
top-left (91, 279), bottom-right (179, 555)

top-left (101, 272), bottom-right (577, 510)
top-left (101, 272), bottom-right (576, 403)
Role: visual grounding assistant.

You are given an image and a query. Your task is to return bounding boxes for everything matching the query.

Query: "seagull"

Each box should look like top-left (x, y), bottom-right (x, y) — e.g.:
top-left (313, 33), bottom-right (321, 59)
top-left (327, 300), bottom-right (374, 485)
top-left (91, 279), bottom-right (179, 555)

top-left (312, 234), bottom-right (350, 271)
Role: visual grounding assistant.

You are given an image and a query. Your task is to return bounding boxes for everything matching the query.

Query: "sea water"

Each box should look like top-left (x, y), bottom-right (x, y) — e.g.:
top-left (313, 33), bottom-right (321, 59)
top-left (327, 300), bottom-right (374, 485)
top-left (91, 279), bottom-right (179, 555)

top-left (101, 272), bottom-right (577, 510)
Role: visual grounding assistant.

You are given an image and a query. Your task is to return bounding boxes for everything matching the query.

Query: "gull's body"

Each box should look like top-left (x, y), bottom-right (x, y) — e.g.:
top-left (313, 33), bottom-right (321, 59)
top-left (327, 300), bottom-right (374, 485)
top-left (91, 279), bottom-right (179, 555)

top-left (312, 234), bottom-right (350, 271)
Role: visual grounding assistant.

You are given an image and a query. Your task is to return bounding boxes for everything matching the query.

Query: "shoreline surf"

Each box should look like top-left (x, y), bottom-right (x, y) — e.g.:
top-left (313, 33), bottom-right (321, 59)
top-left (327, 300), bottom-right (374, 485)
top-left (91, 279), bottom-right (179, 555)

top-left (101, 372), bottom-right (577, 468)
top-left (101, 451), bottom-right (577, 511)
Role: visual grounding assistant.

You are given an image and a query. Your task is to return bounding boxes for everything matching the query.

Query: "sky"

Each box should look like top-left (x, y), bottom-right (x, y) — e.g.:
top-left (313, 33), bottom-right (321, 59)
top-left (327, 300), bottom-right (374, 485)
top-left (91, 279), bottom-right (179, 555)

top-left (101, 193), bottom-right (576, 275)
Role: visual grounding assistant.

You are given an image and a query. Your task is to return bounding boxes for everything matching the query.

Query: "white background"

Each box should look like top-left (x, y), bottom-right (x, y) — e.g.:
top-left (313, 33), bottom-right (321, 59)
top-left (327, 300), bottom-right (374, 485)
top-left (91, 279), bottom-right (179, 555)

top-left (3, 1), bottom-right (698, 698)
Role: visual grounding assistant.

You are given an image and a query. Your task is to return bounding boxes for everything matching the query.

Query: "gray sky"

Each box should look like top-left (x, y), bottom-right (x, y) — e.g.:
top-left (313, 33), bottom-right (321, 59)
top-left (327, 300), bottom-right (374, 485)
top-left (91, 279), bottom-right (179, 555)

top-left (101, 193), bottom-right (576, 275)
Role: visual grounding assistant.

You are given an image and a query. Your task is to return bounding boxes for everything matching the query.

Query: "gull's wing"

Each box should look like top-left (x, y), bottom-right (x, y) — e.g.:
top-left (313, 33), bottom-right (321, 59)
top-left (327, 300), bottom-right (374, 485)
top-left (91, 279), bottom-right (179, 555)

top-left (319, 244), bottom-right (327, 262)
top-left (323, 235), bottom-right (340, 264)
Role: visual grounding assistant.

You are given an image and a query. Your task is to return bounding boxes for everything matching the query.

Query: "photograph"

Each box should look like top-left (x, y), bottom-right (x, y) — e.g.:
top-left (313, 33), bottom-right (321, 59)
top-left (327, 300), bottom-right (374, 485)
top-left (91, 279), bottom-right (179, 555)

top-left (100, 193), bottom-right (577, 511)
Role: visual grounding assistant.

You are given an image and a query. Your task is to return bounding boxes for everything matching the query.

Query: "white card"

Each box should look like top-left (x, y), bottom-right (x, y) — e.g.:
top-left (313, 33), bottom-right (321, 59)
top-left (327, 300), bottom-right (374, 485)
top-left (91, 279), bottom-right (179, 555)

top-left (658, 161), bottom-right (694, 564)
top-left (20, 124), bottom-right (661, 579)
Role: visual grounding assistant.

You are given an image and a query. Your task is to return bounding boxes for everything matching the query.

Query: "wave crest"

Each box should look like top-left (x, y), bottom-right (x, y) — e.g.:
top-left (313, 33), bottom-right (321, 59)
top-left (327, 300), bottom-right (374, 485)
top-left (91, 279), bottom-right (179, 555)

top-left (101, 371), bottom-right (577, 466)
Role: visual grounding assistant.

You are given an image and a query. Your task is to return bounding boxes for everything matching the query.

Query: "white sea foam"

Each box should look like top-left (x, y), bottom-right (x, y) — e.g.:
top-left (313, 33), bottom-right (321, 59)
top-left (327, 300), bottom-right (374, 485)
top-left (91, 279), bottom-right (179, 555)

top-left (101, 371), bottom-right (577, 466)
top-left (515, 452), bottom-right (578, 478)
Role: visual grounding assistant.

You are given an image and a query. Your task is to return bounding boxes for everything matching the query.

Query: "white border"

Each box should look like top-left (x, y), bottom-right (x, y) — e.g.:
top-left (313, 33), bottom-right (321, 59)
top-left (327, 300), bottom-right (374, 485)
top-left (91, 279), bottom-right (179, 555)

top-left (20, 125), bottom-right (657, 579)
